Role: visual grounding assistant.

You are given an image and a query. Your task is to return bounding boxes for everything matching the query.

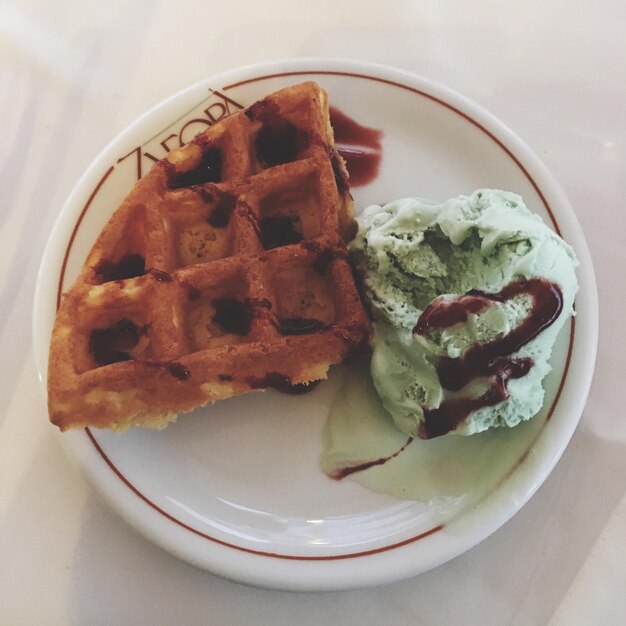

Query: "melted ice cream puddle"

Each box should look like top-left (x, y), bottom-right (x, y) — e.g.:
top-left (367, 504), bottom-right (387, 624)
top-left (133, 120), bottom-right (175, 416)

top-left (321, 360), bottom-right (545, 511)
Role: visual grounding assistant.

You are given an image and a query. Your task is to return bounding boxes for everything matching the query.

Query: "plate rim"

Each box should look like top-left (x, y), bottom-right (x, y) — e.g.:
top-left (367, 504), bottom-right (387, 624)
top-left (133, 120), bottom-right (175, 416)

top-left (32, 57), bottom-right (598, 590)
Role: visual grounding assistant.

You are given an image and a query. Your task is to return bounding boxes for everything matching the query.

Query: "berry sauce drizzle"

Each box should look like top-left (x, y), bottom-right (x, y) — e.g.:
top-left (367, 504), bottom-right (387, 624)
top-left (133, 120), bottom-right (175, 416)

top-left (329, 107), bottom-right (383, 187)
top-left (414, 278), bottom-right (563, 438)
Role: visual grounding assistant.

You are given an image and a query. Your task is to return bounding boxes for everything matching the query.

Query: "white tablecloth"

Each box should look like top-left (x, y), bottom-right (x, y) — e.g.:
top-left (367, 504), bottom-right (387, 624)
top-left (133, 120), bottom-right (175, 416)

top-left (2, 0), bottom-right (624, 623)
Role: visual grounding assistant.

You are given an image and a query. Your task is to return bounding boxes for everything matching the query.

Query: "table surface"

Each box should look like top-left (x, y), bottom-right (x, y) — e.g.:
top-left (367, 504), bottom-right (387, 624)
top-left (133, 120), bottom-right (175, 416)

top-left (2, 0), bottom-right (624, 623)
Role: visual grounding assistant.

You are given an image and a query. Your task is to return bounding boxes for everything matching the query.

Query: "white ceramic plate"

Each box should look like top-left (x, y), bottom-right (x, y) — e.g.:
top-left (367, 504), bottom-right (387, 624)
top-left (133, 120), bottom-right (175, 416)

top-left (33, 59), bottom-right (597, 591)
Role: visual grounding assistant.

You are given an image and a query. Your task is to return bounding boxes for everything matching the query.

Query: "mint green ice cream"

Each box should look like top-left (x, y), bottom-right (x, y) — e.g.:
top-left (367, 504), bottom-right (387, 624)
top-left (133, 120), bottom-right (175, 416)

top-left (349, 189), bottom-right (578, 438)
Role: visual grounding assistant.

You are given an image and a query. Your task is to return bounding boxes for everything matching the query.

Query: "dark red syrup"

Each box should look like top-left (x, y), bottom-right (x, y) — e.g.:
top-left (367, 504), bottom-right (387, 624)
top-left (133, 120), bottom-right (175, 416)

top-left (329, 106), bottom-right (383, 187)
top-left (167, 147), bottom-right (222, 188)
top-left (143, 360), bottom-right (191, 381)
top-left (94, 254), bottom-right (145, 283)
top-left (89, 319), bottom-right (143, 366)
top-left (278, 317), bottom-right (328, 335)
top-left (259, 216), bottom-right (303, 249)
top-left (165, 362), bottom-right (191, 381)
top-left (300, 240), bottom-right (347, 275)
top-left (329, 437), bottom-right (413, 480)
top-left (414, 278), bottom-right (563, 438)
top-left (246, 372), bottom-right (320, 395)
top-left (246, 98), bottom-right (309, 168)
top-left (211, 298), bottom-right (252, 336)
top-left (255, 120), bottom-right (302, 167)
top-left (207, 192), bottom-right (237, 228)
top-left (149, 268), bottom-right (172, 282)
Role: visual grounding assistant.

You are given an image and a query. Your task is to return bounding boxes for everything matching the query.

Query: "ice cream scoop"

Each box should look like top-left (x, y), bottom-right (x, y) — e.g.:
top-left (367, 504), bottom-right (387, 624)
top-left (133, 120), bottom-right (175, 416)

top-left (350, 189), bottom-right (579, 438)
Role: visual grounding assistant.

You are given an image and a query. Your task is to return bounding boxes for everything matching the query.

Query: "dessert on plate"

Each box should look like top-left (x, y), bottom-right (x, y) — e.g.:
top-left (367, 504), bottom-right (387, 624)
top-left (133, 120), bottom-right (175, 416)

top-left (349, 189), bottom-right (579, 439)
top-left (48, 82), bottom-right (370, 431)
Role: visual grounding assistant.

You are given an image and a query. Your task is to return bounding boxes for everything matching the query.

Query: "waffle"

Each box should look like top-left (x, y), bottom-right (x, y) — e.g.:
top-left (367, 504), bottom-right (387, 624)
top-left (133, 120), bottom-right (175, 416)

top-left (48, 82), bottom-right (371, 431)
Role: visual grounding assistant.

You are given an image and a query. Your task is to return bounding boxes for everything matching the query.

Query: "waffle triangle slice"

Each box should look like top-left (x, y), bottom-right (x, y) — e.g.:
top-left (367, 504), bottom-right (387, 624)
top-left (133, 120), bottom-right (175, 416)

top-left (48, 82), bottom-right (371, 431)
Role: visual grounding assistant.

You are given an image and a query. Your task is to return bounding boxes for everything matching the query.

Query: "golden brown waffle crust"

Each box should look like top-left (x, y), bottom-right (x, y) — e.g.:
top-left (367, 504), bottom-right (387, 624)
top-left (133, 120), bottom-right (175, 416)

top-left (48, 82), bottom-right (370, 431)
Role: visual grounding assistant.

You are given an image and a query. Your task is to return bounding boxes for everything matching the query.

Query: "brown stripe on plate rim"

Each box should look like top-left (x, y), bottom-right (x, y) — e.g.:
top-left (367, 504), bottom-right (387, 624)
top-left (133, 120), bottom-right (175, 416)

top-left (56, 166), bottom-right (115, 310)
